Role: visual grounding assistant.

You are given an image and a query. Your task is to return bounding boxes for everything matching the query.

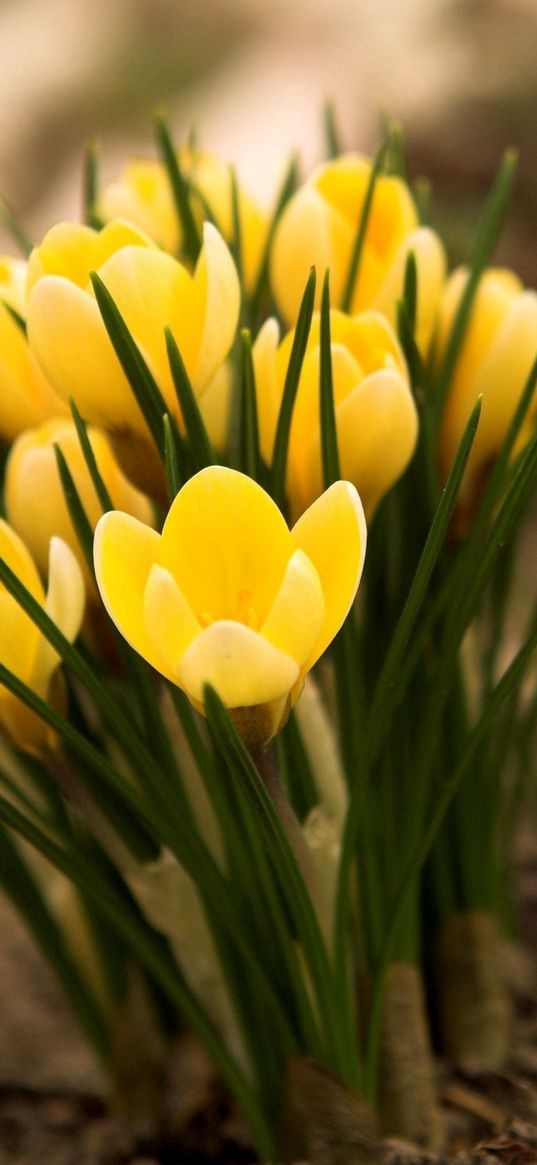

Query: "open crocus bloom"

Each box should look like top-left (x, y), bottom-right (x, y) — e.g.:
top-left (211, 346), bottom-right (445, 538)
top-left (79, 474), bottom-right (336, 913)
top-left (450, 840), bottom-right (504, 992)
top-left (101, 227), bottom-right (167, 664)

top-left (0, 521), bottom-right (85, 752)
top-left (0, 256), bottom-right (67, 443)
top-left (438, 267), bottom-right (537, 516)
top-left (25, 218), bottom-right (240, 440)
top-left (253, 309), bottom-right (418, 521)
top-left (99, 150), bottom-right (267, 292)
top-left (270, 153), bottom-right (445, 352)
top-left (94, 466), bottom-right (366, 747)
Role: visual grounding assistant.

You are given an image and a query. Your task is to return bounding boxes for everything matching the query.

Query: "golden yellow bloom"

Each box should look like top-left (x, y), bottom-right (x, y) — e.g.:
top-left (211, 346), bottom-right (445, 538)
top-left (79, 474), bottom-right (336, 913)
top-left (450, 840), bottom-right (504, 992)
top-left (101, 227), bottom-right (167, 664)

top-left (0, 256), bottom-right (67, 443)
top-left (25, 219), bottom-right (240, 442)
top-left (253, 309), bottom-right (418, 520)
top-left (99, 150), bottom-right (267, 292)
top-left (0, 521), bottom-right (84, 753)
top-left (271, 154), bottom-right (445, 352)
top-left (438, 268), bottom-right (537, 510)
top-left (94, 466), bottom-right (366, 747)
top-left (4, 418), bottom-right (154, 595)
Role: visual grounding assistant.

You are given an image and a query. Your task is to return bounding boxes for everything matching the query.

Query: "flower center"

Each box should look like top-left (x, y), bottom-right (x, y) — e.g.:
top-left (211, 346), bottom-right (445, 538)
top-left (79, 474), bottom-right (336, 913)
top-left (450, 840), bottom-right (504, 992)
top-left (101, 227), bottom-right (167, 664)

top-left (199, 589), bottom-right (259, 630)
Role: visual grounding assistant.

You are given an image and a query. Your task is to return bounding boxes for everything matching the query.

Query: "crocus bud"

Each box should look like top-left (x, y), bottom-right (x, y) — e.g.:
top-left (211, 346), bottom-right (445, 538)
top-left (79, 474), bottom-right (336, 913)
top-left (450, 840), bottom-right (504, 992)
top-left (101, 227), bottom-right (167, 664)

top-left (271, 153), bottom-right (445, 351)
top-left (437, 268), bottom-right (537, 518)
top-left (0, 256), bottom-right (67, 443)
top-left (0, 522), bottom-right (84, 753)
top-left (253, 309), bottom-right (418, 521)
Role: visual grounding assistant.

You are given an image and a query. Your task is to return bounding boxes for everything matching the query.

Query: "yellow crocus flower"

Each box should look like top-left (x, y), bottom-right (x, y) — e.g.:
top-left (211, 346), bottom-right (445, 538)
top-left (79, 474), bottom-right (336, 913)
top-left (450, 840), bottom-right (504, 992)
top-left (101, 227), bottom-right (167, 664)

top-left (94, 466), bottom-right (366, 747)
top-left (99, 149), bottom-right (267, 292)
top-left (271, 154), bottom-right (445, 352)
top-left (253, 309), bottom-right (418, 521)
top-left (25, 218), bottom-right (240, 446)
top-left (438, 268), bottom-right (537, 514)
top-left (4, 418), bottom-right (154, 596)
top-left (0, 521), bottom-right (84, 753)
top-left (0, 256), bottom-right (67, 443)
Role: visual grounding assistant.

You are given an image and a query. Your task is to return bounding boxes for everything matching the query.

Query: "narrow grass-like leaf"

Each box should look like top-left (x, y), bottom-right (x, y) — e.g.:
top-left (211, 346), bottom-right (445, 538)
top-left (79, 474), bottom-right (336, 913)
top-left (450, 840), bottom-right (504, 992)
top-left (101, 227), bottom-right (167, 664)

top-left (249, 154), bottom-right (298, 323)
top-left (271, 267), bottom-right (316, 510)
top-left (413, 177), bottom-right (431, 225)
top-left (341, 142), bottom-right (385, 312)
top-left (0, 824), bottom-right (109, 1060)
top-left (154, 111), bottom-right (201, 264)
top-left (229, 165), bottom-right (244, 290)
top-left (363, 615), bottom-right (537, 1101)
top-left (364, 396), bottom-right (482, 767)
top-left (163, 412), bottom-right (181, 497)
top-left (397, 300), bottom-right (426, 392)
top-left (2, 301), bottom-right (27, 334)
top-left (0, 198), bottom-right (32, 256)
top-left (53, 443), bottom-right (94, 566)
top-left (319, 272), bottom-right (340, 488)
top-left (203, 687), bottom-right (355, 1082)
top-left (69, 399), bottom-right (113, 511)
top-left (239, 329), bottom-right (262, 480)
top-left (91, 272), bottom-right (167, 454)
top-left (82, 138), bottom-right (103, 229)
top-left (434, 149), bottom-right (517, 421)
top-left (323, 101), bottom-right (342, 159)
top-left (165, 327), bottom-right (214, 469)
top-left (384, 120), bottom-right (406, 179)
top-left (402, 250), bottom-right (417, 335)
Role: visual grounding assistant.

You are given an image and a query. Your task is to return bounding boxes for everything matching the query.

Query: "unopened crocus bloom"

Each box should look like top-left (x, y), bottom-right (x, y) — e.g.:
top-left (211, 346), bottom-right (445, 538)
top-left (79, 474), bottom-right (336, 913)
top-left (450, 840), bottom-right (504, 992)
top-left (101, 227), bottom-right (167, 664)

top-left (253, 309), bottom-right (418, 520)
top-left (0, 256), bottom-right (67, 443)
top-left (99, 150), bottom-right (267, 291)
top-left (25, 219), bottom-right (240, 465)
top-left (94, 466), bottom-right (366, 747)
top-left (0, 522), bottom-right (84, 753)
top-left (438, 268), bottom-right (537, 514)
top-left (5, 418), bottom-right (153, 594)
top-left (271, 154), bottom-right (445, 352)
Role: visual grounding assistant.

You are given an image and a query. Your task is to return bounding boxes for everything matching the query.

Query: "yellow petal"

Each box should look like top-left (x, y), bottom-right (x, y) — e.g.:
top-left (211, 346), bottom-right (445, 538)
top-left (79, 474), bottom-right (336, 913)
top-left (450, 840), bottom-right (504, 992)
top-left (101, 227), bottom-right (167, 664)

top-left (270, 185), bottom-right (332, 325)
top-left (471, 290), bottom-right (537, 464)
top-left (160, 466), bottom-right (292, 628)
top-left (31, 537), bottom-right (85, 696)
top-left (291, 481), bottom-right (366, 666)
top-left (177, 620), bottom-right (299, 708)
top-left (27, 276), bottom-right (142, 430)
top-left (261, 549), bottom-right (325, 670)
top-left (190, 223), bottom-right (241, 390)
top-left (333, 368), bottom-right (418, 517)
top-left (143, 564), bottom-right (201, 673)
top-left (0, 520), bottom-right (44, 683)
top-left (93, 511), bottom-right (170, 676)
top-left (251, 316), bottom-right (281, 465)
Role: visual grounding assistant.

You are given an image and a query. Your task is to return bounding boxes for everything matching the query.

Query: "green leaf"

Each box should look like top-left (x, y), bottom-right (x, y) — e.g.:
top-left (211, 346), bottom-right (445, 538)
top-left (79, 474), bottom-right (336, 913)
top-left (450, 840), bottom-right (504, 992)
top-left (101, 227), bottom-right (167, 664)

top-left (163, 413), bottom-right (182, 498)
top-left (341, 141), bottom-right (385, 313)
top-left (238, 329), bottom-right (262, 480)
top-left (82, 137), bottom-right (103, 229)
top-left (323, 101), bottom-right (342, 159)
top-left (433, 148), bottom-right (517, 422)
top-left (91, 271), bottom-right (167, 455)
top-left (165, 327), bottom-right (214, 470)
top-left (270, 267), bottom-right (316, 510)
top-left (229, 165), bottom-right (244, 290)
top-left (53, 444), bottom-right (95, 574)
top-left (2, 301), bottom-right (27, 334)
top-left (383, 120), bottom-right (406, 179)
top-left (69, 399), bottom-right (113, 511)
top-left (319, 271), bottom-right (340, 488)
top-left (402, 250), bottom-right (417, 336)
top-left (154, 111), bottom-right (201, 264)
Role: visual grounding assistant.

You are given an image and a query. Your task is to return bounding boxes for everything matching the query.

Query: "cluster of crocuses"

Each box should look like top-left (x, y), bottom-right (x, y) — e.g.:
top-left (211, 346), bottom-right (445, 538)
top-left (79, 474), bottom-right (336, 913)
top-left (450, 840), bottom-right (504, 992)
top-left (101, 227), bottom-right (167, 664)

top-left (0, 123), bottom-right (536, 1162)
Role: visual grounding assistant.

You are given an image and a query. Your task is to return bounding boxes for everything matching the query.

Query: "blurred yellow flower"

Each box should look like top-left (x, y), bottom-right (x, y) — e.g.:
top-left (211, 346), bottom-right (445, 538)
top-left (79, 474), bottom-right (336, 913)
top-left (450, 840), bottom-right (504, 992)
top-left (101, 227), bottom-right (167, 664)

top-left (0, 522), bottom-right (84, 753)
top-left (271, 154), bottom-right (445, 352)
top-left (99, 150), bottom-right (267, 291)
top-left (0, 257), bottom-right (67, 443)
top-left (25, 219), bottom-right (240, 444)
top-left (438, 268), bottom-right (537, 512)
top-left (5, 418), bottom-right (154, 596)
top-left (253, 309), bottom-right (418, 520)
top-left (94, 466), bottom-right (366, 747)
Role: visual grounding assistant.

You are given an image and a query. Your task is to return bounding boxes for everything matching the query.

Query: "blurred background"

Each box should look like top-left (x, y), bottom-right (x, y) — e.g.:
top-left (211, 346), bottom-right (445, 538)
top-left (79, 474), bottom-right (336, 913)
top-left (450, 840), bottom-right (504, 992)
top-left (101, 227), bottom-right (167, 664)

top-left (0, 0), bottom-right (536, 280)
